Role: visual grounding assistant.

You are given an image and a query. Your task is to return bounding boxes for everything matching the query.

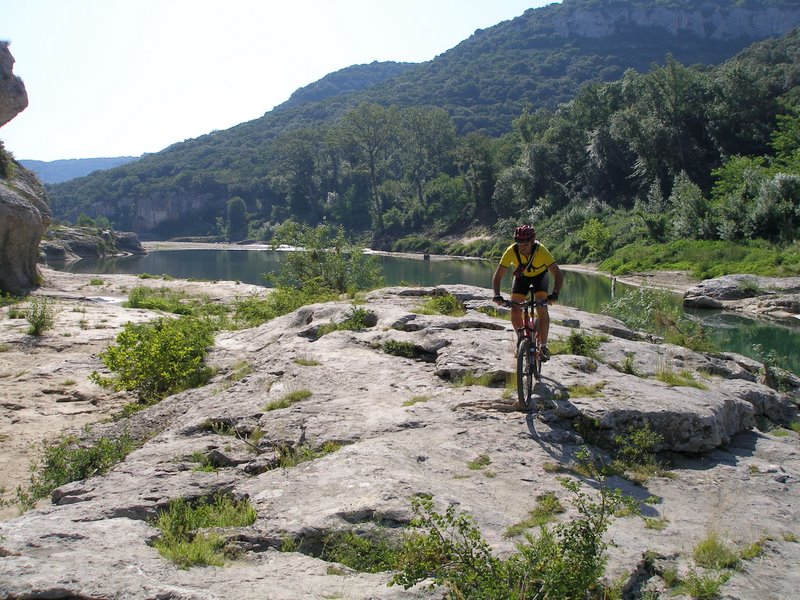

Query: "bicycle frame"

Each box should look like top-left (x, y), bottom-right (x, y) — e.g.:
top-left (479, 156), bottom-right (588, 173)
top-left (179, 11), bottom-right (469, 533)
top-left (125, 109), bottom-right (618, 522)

top-left (505, 296), bottom-right (548, 407)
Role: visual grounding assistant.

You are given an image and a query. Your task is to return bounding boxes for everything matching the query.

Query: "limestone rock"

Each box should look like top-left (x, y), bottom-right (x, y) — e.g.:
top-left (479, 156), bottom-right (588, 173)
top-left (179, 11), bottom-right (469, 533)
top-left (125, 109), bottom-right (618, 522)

top-left (0, 41), bottom-right (27, 128)
top-left (41, 226), bottom-right (146, 262)
top-left (684, 274), bottom-right (800, 318)
top-left (0, 283), bottom-right (798, 599)
top-left (0, 165), bottom-right (51, 294)
top-left (0, 42), bottom-right (50, 294)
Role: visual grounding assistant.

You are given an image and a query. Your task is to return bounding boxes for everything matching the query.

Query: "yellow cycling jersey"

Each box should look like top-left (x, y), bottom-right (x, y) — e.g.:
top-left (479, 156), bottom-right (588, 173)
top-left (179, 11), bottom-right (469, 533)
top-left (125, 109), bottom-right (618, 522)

top-left (499, 242), bottom-right (555, 277)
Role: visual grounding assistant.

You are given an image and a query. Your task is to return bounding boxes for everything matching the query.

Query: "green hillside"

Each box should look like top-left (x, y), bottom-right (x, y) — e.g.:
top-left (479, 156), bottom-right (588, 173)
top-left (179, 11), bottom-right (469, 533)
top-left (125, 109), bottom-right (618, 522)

top-left (46, 0), bottom-right (800, 256)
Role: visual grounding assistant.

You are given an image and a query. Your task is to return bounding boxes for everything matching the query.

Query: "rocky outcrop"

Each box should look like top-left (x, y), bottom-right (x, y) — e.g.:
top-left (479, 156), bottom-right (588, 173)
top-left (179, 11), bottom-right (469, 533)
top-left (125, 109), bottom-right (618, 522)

top-left (684, 274), bottom-right (800, 319)
top-left (0, 41), bottom-right (27, 128)
top-left (40, 226), bottom-right (146, 262)
top-left (553, 1), bottom-right (800, 40)
top-left (1, 282), bottom-right (798, 599)
top-left (0, 165), bottom-right (51, 294)
top-left (0, 41), bottom-right (50, 294)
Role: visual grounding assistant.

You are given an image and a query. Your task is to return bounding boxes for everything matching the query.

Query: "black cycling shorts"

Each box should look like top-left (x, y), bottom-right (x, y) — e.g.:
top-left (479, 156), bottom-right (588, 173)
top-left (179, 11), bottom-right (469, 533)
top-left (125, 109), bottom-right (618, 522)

top-left (512, 272), bottom-right (549, 296)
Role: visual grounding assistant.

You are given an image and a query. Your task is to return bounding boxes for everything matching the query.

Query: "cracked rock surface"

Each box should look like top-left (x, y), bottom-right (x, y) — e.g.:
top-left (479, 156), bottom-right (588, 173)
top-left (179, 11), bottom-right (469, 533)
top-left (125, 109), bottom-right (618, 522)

top-left (1, 274), bottom-right (799, 599)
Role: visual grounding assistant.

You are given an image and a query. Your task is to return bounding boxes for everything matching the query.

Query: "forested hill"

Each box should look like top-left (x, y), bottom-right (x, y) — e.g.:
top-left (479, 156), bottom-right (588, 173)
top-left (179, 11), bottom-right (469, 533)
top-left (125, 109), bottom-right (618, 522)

top-left (47, 0), bottom-right (800, 244)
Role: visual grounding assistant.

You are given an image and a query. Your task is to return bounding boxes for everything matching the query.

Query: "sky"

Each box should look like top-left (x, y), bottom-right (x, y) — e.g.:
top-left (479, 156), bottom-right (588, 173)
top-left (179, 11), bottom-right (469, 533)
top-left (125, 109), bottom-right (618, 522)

top-left (0, 0), bottom-right (556, 162)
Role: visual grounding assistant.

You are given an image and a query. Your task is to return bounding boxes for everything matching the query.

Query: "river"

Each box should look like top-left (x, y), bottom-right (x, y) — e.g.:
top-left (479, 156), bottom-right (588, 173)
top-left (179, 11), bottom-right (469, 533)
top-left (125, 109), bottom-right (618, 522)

top-left (47, 248), bottom-right (800, 375)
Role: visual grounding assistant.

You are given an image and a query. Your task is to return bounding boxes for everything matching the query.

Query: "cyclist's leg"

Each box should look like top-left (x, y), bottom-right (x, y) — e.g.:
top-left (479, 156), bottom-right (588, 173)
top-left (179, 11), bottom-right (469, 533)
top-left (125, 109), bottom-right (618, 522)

top-left (532, 273), bottom-right (550, 345)
top-left (510, 276), bottom-right (532, 339)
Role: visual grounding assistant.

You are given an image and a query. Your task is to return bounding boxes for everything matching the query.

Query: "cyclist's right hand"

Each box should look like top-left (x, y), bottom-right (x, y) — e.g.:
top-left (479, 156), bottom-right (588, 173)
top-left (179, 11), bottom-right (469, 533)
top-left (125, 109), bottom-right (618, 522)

top-left (493, 294), bottom-right (504, 306)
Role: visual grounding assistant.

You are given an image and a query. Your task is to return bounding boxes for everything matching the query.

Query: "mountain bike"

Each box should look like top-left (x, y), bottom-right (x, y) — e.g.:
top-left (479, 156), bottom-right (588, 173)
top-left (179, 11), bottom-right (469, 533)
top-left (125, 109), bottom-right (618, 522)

top-left (506, 297), bottom-right (548, 408)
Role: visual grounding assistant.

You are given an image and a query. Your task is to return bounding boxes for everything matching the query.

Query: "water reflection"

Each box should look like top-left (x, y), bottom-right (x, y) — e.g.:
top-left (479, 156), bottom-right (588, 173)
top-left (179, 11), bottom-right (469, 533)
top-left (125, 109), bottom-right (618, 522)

top-left (48, 249), bottom-right (800, 374)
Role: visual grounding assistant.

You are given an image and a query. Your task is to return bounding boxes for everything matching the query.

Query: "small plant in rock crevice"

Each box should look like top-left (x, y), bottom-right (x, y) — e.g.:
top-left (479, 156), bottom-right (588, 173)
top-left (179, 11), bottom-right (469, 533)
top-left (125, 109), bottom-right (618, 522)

top-left (264, 389), bottom-right (312, 411)
top-left (151, 494), bottom-right (257, 569)
top-left (316, 307), bottom-right (375, 337)
top-left (383, 339), bottom-right (422, 358)
top-left (504, 491), bottom-right (566, 538)
top-left (16, 433), bottom-right (136, 510)
top-left (413, 293), bottom-right (466, 316)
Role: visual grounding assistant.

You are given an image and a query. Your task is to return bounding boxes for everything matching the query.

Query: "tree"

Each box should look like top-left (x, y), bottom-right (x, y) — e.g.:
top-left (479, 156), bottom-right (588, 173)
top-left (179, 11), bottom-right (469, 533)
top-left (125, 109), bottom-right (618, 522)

top-left (454, 133), bottom-right (500, 225)
top-left (269, 128), bottom-right (323, 223)
top-left (226, 196), bottom-right (248, 241)
top-left (338, 103), bottom-right (399, 237)
top-left (399, 107), bottom-right (456, 207)
top-left (668, 172), bottom-right (712, 240)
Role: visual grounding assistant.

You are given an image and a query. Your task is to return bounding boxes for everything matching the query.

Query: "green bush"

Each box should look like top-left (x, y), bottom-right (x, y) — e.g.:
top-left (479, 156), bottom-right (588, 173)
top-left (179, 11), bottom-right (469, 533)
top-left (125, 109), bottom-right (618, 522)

top-left (603, 286), bottom-right (714, 352)
top-left (233, 287), bottom-right (337, 328)
top-left (270, 223), bottom-right (383, 295)
top-left (25, 296), bottom-right (58, 335)
top-left (90, 316), bottom-right (215, 403)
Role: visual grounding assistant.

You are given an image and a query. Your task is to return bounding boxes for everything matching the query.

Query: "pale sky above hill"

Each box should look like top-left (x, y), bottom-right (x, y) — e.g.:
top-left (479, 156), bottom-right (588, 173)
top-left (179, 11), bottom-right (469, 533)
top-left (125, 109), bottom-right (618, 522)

top-left (1, 0), bottom-right (557, 161)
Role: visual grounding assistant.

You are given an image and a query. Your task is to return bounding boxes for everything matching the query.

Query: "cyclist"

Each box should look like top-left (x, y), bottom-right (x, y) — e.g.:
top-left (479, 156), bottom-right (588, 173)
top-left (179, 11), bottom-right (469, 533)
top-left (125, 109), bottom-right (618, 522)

top-left (492, 224), bottom-right (563, 361)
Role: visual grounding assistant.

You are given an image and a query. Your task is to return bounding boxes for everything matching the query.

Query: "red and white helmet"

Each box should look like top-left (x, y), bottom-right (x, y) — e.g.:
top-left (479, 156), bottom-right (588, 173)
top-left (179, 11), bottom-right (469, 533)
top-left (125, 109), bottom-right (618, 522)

top-left (513, 224), bottom-right (535, 242)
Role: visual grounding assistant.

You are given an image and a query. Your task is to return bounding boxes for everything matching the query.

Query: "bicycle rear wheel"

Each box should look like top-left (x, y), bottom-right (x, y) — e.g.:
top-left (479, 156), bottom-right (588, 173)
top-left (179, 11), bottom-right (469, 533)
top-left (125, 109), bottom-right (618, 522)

top-left (516, 338), bottom-right (533, 407)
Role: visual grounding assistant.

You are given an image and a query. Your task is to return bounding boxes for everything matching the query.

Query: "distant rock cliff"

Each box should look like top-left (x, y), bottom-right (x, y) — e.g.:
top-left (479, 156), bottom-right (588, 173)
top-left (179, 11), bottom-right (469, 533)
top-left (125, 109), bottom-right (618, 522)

top-left (553, 1), bottom-right (800, 40)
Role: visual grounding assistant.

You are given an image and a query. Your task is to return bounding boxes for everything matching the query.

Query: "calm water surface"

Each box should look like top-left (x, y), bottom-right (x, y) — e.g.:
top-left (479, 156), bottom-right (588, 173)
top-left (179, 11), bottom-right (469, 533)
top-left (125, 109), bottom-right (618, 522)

top-left (49, 249), bottom-right (800, 374)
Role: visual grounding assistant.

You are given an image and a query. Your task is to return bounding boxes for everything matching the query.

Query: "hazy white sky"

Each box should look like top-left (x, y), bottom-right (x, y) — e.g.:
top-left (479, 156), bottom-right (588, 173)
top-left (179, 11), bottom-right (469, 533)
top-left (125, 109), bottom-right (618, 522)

top-left (1, 0), bottom-right (556, 161)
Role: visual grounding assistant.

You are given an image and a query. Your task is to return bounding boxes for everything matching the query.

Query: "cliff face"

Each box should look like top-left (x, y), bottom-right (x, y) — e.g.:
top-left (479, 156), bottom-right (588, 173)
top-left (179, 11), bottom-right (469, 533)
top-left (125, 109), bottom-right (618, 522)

top-left (553, 3), bottom-right (800, 40)
top-left (0, 42), bottom-right (51, 294)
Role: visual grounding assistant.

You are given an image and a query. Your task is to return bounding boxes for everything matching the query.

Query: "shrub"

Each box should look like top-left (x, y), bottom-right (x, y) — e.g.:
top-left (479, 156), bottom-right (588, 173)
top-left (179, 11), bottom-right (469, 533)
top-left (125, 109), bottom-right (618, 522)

top-left (611, 421), bottom-right (668, 482)
top-left (233, 286), bottom-right (337, 328)
top-left (603, 286), bottom-right (714, 352)
top-left (318, 530), bottom-right (402, 573)
top-left (556, 330), bottom-right (604, 358)
top-left (25, 296), bottom-right (58, 335)
top-left (90, 316), bottom-right (215, 403)
top-left (269, 222), bottom-right (383, 295)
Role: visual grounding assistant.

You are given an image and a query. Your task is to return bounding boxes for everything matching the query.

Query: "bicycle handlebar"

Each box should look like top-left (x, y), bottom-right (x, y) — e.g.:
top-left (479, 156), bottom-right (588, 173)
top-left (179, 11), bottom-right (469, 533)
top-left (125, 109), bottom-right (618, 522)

top-left (502, 298), bottom-right (549, 308)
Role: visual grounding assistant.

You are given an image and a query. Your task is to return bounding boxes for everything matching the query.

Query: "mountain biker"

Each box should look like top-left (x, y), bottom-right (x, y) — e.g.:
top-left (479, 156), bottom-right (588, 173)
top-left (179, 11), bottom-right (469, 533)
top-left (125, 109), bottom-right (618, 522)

top-left (492, 224), bottom-right (563, 361)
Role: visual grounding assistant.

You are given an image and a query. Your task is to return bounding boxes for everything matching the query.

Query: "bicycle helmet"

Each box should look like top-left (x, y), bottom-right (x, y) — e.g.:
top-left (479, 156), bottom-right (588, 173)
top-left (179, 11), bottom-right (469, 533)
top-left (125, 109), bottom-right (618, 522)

top-left (514, 224), bottom-right (535, 242)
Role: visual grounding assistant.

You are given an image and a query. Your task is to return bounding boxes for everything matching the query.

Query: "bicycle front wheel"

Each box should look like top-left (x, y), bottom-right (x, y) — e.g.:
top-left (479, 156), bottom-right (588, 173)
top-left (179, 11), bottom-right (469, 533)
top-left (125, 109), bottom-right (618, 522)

top-left (516, 338), bottom-right (533, 407)
top-left (532, 340), bottom-right (542, 382)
